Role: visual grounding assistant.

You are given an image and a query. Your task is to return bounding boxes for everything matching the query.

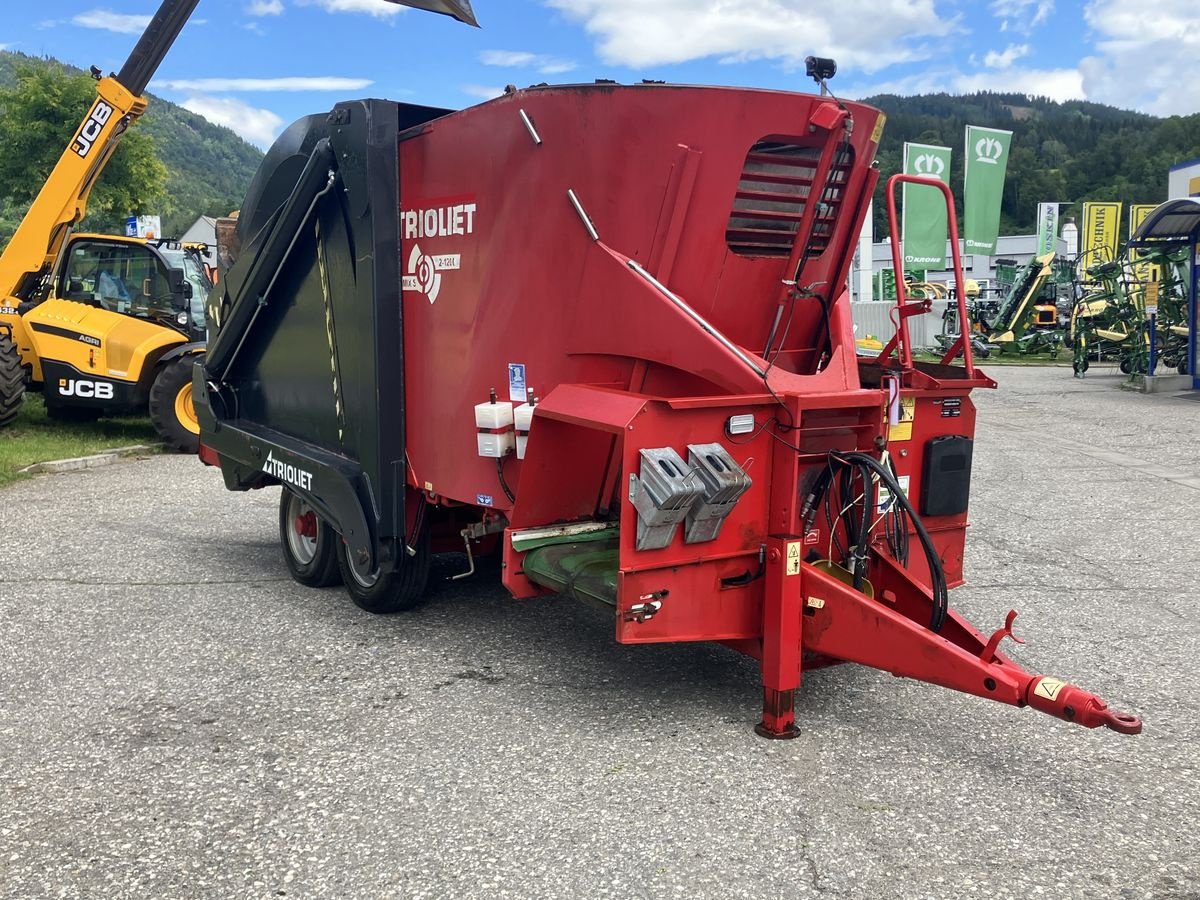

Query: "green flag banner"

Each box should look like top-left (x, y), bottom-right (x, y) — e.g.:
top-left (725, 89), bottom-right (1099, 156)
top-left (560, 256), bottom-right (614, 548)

top-left (1035, 202), bottom-right (1059, 255)
top-left (962, 126), bottom-right (1012, 255)
top-left (902, 142), bottom-right (952, 271)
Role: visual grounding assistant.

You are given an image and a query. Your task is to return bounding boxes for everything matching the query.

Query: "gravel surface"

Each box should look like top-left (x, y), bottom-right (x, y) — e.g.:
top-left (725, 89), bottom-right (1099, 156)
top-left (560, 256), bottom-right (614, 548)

top-left (0, 366), bottom-right (1196, 899)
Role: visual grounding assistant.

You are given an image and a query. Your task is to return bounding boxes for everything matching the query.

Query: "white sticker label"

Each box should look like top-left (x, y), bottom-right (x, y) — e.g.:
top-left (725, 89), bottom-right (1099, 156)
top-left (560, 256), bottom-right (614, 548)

top-left (877, 475), bottom-right (910, 513)
top-left (508, 363), bottom-right (527, 402)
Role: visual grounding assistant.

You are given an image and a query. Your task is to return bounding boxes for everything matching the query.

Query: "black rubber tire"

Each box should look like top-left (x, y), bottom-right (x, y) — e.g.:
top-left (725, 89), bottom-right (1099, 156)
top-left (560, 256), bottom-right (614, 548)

top-left (1180, 361), bottom-right (1190, 376)
top-left (278, 489), bottom-right (341, 588)
top-left (0, 332), bottom-right (25, 428)
top-left (337, 527), bottom-right (431, 615)
top-left (44, 404), bottom-right (103, 423)
top-left (149, 354), bottom-right (202, 453)
top-left (1073, 358), bottom-right (1089, 374)
top-left (1119, 358), bottom-right (1131, 375)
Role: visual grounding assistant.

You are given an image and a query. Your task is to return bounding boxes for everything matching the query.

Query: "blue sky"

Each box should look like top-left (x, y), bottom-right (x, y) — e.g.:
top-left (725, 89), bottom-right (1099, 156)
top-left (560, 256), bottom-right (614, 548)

top-left (4, 1), bottom-right (1196, 148)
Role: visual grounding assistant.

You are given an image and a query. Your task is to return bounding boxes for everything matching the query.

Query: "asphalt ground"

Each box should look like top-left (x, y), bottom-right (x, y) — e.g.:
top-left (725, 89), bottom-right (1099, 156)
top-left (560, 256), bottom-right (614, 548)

top-left (0, 365), bottom-right (1197, 899)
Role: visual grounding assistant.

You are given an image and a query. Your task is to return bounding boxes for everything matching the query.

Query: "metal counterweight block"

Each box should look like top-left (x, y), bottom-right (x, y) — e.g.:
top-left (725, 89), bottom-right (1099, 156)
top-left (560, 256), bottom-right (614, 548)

top-left (631, 447), bottom-right (704, 551)
top-left (684, 443), bottom-right (751, 543)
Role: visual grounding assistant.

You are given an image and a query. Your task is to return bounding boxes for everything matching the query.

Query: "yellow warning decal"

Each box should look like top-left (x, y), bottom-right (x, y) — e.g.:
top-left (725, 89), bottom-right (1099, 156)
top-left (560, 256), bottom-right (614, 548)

top-left (888, 396), bottom-right (916, 442)
top-left (806, 597), bottom-right (825, 609)
top-left (1034, 677), bottom-right (1067, 701)
top-left (870, 114), bottom-right (887, 145)
top-left (786, 541), bottom-right (801, 576)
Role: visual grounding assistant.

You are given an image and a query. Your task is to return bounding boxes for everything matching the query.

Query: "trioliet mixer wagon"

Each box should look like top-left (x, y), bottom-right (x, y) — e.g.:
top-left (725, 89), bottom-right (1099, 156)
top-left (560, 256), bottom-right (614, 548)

top-left (196, 56), bottom-right (1141, 738)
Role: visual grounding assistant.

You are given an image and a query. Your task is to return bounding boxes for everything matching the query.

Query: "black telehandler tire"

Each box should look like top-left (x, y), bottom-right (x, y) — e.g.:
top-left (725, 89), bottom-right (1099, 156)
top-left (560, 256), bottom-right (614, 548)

top-left (149, 354), bottom-right (202, 453)
top-left (0, 333), bottom-right (25, 428)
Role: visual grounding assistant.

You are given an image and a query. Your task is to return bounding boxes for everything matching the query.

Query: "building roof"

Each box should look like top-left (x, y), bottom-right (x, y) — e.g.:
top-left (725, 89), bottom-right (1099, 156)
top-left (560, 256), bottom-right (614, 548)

top-left (1168, 157), bottom-right (1200, 173)
top-left (1130, 199), bottom-right (1200, 246)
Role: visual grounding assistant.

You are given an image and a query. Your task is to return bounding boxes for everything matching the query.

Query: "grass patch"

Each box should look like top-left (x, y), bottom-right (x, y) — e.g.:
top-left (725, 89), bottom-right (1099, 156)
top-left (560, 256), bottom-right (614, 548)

top-left (913, 351), bottom-right (1070, 367)
top-left (0, 394), bottom-right (159, 488)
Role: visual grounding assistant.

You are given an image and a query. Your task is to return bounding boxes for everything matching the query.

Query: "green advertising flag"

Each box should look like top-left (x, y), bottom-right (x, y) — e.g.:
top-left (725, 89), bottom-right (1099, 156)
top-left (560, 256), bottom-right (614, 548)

top-left (902, 142), bottom-right (952, 271)
top-left (1035, 202), bottom-right (1059, 255)
top-left (962, 125), bottom-right (1012, 255)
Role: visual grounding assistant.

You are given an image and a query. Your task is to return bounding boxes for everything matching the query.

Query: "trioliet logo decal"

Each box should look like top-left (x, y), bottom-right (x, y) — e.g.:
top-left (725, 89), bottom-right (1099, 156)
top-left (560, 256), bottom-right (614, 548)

top-left (401, 197), bottom-right (476, 304)
top-left (262, 450), bottom-right (313, 491)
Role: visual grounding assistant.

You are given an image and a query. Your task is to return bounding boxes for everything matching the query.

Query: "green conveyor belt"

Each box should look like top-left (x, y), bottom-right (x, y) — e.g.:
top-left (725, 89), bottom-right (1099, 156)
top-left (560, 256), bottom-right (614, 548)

top-left (522, 536), bottom-right (620, 609)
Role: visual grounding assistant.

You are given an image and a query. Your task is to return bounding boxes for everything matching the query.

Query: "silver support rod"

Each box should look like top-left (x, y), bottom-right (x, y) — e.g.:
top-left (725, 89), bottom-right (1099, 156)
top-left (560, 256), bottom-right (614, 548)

top-left (567, 189), bottom-right (599, 241)
top-left (626, 259), bottom-right (769, 378)
top-left (518, 108), bottom-right (542, 145)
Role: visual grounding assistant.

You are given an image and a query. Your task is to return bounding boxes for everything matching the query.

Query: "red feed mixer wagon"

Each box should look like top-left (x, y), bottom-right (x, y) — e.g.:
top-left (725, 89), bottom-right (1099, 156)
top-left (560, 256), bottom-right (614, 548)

top-left (196, 77), bottom-right (1142, 739)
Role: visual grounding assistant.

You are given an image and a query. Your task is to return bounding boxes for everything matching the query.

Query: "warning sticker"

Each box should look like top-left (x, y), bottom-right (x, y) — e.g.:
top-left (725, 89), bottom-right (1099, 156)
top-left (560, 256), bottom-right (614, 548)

top-left (888, 396), bottom-right (916, 442)
top-left (786, 541), bottom-right (801, 576)
top-left (1034, 677), bottom-right (1066, 701)
top-left (870, 114), bottom-right (887, 145)
top-left (804, 529), bottom-right (820, 546)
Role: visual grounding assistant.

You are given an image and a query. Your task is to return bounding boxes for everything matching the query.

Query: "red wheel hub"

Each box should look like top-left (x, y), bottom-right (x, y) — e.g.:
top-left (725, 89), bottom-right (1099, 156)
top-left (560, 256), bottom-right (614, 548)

top-left (294, 511), bottom-right (318, 539)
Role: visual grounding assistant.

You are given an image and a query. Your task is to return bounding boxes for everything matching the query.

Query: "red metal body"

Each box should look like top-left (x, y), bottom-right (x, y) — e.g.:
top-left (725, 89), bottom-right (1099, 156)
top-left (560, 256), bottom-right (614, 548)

top-left (386, 84), bottom-right (1140, 737)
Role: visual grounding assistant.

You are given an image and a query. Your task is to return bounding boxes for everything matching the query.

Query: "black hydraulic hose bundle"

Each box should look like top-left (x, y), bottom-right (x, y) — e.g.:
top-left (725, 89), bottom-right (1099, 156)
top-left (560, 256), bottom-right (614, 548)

top-left (800, 450), bottom-right (948, 633)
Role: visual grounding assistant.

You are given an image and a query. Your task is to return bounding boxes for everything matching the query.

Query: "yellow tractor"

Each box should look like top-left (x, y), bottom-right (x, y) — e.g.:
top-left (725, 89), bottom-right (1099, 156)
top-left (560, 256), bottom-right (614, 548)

top-left (0, 2), bottom-right (207, 449)
top-left (0, 0), bottom-right (477, 451)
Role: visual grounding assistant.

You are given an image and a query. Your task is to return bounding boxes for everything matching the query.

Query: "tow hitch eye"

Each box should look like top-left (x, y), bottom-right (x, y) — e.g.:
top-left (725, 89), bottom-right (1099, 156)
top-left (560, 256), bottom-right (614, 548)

top-left (1026, 677), bottom-right (1143, 734)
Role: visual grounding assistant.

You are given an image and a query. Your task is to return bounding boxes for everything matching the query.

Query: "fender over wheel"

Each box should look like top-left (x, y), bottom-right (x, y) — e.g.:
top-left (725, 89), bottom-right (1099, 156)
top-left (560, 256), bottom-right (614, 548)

top-left (278, 489), bottom-right (342, 588)
top-left (149, 354), bottom-right (202, 453)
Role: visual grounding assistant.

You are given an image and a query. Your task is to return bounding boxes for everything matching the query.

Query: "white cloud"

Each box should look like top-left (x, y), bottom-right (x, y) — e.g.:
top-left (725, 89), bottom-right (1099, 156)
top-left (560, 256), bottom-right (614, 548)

top-left (543, 0), bottom-right (956, 74)
top-left (157, 76), bottom-right (373, 92)
top-left (180, 95), bottom-right (285, 148)
top-left (984, 43), bottom-right (1029, 68)
top-left (989, 0), bottom-right (1054, 30)
top-left (480, 49), bottom-right (577, 75)
top-left (247, 0), bottom-right (284, 15)
top-left (851, 66), bottom-right (1083, 104)
top-left (296, 0), bottom-right (403, 16)
top-left (950, 67), bottom-right (1084, 101)
top-left (72, 9), bottom-right (153, 34)
top-left (1079, 0), bottom-right (1200, 115)
top-left (461, 84), bottom-right (506, 100)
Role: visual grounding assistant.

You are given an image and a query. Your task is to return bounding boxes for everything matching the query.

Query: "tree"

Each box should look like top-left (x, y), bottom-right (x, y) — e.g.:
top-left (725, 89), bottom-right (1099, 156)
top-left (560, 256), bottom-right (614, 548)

top-left (0, 61), bottom-right (168, 241)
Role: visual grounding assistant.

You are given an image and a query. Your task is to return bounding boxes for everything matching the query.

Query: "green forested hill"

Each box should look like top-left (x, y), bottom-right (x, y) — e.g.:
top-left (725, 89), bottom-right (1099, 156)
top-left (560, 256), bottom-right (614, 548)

top-left (0, 51), bottom-right (262, 238)
top-left (862, 91), bottom-right (1200, 240)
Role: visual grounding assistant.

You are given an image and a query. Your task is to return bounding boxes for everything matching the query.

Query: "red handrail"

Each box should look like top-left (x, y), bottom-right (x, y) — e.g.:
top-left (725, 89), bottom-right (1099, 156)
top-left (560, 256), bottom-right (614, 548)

top-left (883, 174), bottom-right (976, 379)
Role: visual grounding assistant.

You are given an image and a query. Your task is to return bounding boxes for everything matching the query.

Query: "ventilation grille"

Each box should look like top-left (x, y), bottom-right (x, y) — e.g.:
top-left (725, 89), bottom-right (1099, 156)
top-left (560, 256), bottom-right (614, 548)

top-left (726, 140), bottom-right (852, 258)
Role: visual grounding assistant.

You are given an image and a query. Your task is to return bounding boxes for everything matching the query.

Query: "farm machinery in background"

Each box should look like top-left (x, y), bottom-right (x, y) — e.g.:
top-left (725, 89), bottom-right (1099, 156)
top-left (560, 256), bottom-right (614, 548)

top-left (931, 239), bottom-right (1190, 378)
top-left (935, 252), bottom-right (1066, 360)
top-left (195, 37), bottom-right (1141, 739)
top-left (1069, 245), bottom-right (1190, 376)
